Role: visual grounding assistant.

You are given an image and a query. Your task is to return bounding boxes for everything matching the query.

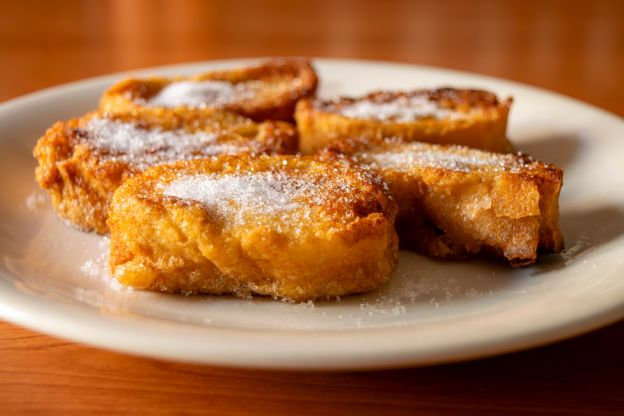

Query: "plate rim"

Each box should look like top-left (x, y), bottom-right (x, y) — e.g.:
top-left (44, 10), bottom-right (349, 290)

top-left (2, 56), bottom-right (622, 121)
top-left (1, 274), bottom-right (623, 370)
top-left (1, 57), bottom-right (623, 370)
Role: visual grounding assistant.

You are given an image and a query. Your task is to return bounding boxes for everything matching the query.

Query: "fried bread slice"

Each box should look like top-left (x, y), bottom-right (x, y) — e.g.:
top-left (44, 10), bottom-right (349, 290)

top-left (323, 138), bottom-right (563, 266)
top-left (33, 111), bottom-right (297, 234)
top-left (108, 155), bottom-right (399, 301)
top-left (100, 58), bottom-right (318, 122)
top-left (296, 88), bottom-right (513, 154)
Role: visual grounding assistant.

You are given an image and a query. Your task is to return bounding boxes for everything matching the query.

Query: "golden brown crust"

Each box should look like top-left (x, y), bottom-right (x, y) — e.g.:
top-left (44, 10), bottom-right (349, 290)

top-left (321, 137), bottom-right (563, 266)
top-left (108, 155), bottom-right (399, 301)
top-left (295, 88), bottom-right (514, 154)
top-left (100, 58), bottom-right (318, 122)
top-left (33, 110), bottom-right (297, 234)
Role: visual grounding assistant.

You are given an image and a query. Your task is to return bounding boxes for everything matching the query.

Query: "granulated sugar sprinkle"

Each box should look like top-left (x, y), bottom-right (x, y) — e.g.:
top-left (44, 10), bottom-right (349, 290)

top-left (79, 117), bottom-right (239, 168)
top-left (80, 237), bottom-right (130, 292)
top-left (363, 142), bottom-right (524, 173)
top-left (163, 172), bottom-right (318, 225)
top-left (338, 95), bottom-right (466, 122)
top-left (145, 80), bottom-right (255, 108)
top-left (25, 190), bottom-right (47, 211)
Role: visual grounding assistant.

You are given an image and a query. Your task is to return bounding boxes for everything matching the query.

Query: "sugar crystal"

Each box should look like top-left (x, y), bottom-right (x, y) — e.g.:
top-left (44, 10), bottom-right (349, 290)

top-left (361, 142), bottom-right (525, 173)
top-left (78, 117), bottom-right (240, 169)
top-left (163, 172), bottom-right (317, 226)
top-left (145, 80), bottom-right (255, 108)
top-left (337, 95), bottom-right (467, 122)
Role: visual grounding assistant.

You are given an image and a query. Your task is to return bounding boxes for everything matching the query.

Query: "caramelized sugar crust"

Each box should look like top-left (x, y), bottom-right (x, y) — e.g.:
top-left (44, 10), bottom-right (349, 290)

top-left (100, 58), bottom-right (318, 122)
top-left (322, 138), bottom-right (563, 266)
top-left (295, 88), bottom-right (514, 154)
top-left (108, 155), bottom-right (399, 301)
top-left (33, 110), bottom-right (297, 234)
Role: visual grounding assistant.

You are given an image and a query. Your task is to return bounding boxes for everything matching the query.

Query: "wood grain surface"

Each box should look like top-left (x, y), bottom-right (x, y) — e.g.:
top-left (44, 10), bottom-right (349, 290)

top-left (1, 0), bottom-right (623, 414)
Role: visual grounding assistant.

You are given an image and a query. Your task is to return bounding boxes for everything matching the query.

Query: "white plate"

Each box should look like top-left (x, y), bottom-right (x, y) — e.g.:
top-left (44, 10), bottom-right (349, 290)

top-left (1, 58), bottom-right (623, 370)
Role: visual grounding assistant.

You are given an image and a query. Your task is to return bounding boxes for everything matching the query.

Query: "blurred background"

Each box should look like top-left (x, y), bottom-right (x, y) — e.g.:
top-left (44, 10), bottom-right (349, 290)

top-left (1, 2), bottom-right (623, 414)
top-left (1, 0), bottom-right (622, 115)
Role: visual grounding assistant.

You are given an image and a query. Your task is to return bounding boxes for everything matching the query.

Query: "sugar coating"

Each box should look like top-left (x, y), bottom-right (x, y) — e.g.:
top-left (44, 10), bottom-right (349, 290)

top-left (337, 95), bottom-right (467, 122)
top-left (25, 190), bottom-right (47, 211)
top-left (163, 172), bottom-right (319, 226)
top-left (360, 142), bottom-right (527, 173)
top-left (78, 117), bottom-right (239, 169)
top-left (80, 237), bottom-right (130, 292)
top-left (144, 80), bottom-right (255, 108)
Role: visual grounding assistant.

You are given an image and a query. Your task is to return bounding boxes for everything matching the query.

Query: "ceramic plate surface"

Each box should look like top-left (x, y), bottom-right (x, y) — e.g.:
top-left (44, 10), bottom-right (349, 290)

top-left (1, 58), bottom-right (623, 370)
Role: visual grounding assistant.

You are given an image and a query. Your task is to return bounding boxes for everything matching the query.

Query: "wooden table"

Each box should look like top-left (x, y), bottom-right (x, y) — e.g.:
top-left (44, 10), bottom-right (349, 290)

top-left (1, 1), bottom-right (622, 414)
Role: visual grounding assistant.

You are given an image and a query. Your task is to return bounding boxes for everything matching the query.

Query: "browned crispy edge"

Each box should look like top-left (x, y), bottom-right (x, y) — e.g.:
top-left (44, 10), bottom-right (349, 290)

top-left (320, 138), bottom-right (564, 266)
top-left (100, 58), bottom-right (318, 122)
top-left (108, 155), bottom-right (399, 301)
top-left (295, 88), bottom-right (514, 154)
top-left (33, 111), bottom-right (298, 234)
top-left (316, 88), bottom-right (507, 111)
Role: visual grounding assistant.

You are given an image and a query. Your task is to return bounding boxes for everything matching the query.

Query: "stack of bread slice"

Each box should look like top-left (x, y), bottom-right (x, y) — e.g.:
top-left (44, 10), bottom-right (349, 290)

top-left (33, 58), bottom-right (563, 301)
